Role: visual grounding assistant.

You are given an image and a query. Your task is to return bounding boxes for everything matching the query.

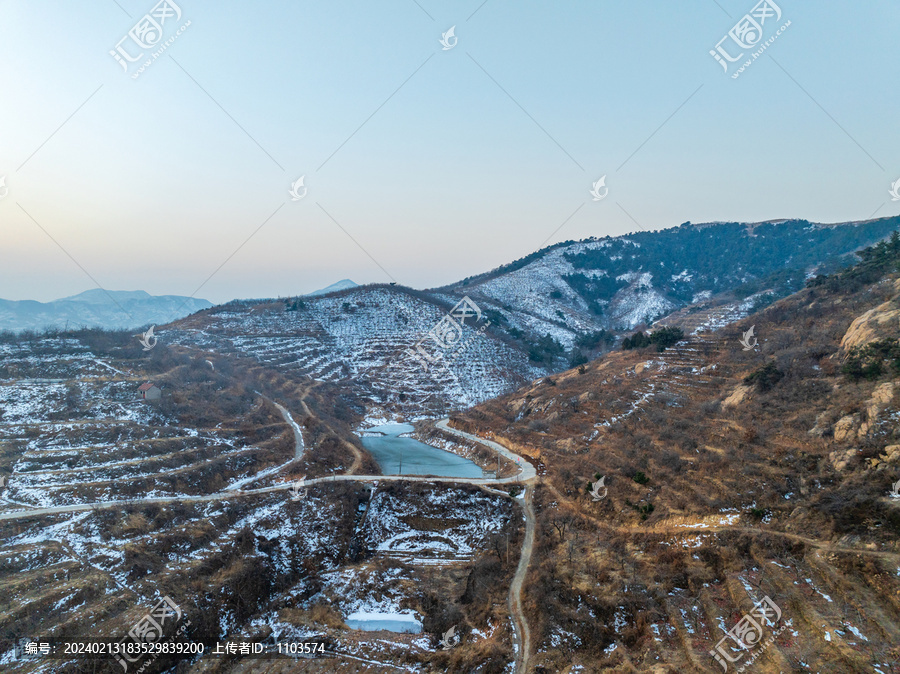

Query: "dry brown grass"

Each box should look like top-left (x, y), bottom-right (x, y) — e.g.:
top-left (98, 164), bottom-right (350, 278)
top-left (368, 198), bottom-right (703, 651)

top-left (457, 272), bottom-right (900, 672)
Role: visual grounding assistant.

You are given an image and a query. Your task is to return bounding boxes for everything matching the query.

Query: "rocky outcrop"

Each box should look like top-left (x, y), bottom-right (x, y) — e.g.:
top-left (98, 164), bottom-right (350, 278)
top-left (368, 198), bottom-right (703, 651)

top-left (858, 382), bottom-right (896, 436)
top-left (839, 278), bottom-right (900, 353)
top-left (829, 447), bottom-right (859, 471)
top-left (834, 414), bottom-right (860, 442)
top-left (808, 411), bottom-right (832, 438)
top-left (866, 445), bottom-right (900, 470)
top-left (830, 383), bottom-right (896, 441)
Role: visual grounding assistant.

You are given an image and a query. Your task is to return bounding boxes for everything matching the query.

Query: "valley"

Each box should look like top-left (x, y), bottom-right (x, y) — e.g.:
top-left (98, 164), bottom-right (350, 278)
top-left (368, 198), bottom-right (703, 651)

top-left (6, 1), bottom-right (899, 669)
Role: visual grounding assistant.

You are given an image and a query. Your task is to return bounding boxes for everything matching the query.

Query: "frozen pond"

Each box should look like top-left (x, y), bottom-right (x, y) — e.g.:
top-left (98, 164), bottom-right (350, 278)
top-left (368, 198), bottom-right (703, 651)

top-left (345, 611), bottom-right (422, 633)
top-left (360, 424), bottom-right (483, 478)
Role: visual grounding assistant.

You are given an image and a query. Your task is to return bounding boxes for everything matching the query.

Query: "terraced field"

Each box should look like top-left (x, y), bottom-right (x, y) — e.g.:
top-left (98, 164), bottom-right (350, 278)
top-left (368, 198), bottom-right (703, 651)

top-left (0, 334), bottom-right (531, 672)
top-left (166, 287), bottom-right (546, 417)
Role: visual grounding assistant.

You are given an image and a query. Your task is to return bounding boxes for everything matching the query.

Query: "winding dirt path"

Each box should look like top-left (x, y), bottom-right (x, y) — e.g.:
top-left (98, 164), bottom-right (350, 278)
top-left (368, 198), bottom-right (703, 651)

top-left (509, 484), bottom-right (535, 674)
top-left (291, 380), bottom-right (364, 473)
top-left (340, 436), bottom-right (364, 474)
top-left (543, 481), bottom-right (900, 562)
top-left (437, 419), bottom-right (536, 673)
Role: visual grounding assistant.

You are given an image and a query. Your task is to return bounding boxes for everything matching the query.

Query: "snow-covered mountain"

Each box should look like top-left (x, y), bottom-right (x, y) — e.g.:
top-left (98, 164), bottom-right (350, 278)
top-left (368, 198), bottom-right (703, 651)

top-left (436, 217), bottom-right (900, 348)
top-left (168, 286), bottom-right (547, 418)
top-left (0, 289), bottom-right (212, 333)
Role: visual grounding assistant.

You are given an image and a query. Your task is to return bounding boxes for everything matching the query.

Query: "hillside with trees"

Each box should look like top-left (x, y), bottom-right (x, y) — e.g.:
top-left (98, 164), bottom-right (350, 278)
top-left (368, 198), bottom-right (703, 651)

top-left (448, 231), bottom-right (900, 672)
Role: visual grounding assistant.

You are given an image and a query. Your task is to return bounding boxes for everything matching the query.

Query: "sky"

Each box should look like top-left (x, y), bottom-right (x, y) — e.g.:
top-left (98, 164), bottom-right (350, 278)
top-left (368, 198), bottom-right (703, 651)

top-left (1, 0), bottom-right (898, 304)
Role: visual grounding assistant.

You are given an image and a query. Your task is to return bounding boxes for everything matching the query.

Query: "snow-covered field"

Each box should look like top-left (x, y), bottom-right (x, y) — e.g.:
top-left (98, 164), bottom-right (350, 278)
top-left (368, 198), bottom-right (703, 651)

top-left (361, 484), bottom-right (513, 560)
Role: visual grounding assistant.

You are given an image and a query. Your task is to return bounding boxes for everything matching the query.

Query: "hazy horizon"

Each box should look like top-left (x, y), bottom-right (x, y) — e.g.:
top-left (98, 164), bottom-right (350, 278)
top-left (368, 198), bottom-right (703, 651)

top-left (3, 214), bottom-right (897, 308)
top-left (2, 0), bottom-right (898, 305)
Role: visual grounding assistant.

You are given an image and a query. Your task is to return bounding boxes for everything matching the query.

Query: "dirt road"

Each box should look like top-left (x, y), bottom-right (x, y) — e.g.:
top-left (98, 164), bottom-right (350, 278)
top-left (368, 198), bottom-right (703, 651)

top-left (437, 418), bottom-right (537, 673)
top-left (435, 418), bottom-right (537, 481)
top-left (0, 471), bottom-right (533, 520)
top-left (509, 484), bottom-right (535, 673)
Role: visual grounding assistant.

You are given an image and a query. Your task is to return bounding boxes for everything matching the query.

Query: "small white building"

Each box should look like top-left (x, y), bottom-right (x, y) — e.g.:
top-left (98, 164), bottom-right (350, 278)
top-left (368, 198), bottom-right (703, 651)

top-left (137, 382), bottom-right (161, 400)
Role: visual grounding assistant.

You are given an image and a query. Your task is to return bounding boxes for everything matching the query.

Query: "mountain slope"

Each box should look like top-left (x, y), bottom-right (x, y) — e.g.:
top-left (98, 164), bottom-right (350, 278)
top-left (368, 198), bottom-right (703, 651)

top-left (448, 233), bottom-right (900, 672)
top-left (159, 219), bottom-right (899, 421)
top-left (436, 217), bottom-right (900, 352)
top-left (167, 285), bottom-right (548, 419)
top-left (0, 325), bottom-right (524, 673)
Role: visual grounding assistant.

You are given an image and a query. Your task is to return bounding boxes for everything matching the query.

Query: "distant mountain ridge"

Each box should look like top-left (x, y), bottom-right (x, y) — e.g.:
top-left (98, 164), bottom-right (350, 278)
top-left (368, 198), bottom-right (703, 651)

top-left (0, 289), bottom-right (212, 333)
top-left (305, 279), bottom-right (358, 297)
top-left (58, 289), bottom-right (156, 304)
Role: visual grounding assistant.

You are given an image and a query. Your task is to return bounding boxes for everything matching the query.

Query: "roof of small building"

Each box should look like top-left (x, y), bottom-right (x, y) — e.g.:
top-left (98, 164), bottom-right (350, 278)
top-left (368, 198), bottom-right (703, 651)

top-left (137, 382), bottom-right (158, 391)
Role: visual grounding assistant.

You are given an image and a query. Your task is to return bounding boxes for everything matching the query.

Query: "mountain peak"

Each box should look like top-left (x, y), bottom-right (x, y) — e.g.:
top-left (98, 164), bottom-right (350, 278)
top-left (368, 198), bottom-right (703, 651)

top-left (305, 279), bottom-right (358, 297)
top-left (59, 289), bottom-right (153, 304)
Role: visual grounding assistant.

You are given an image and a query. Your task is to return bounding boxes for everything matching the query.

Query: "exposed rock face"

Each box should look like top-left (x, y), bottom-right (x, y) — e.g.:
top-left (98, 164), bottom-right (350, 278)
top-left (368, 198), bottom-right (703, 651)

top-left (722, 384), bottom-right (751, 408)
top-left (635, 360), bottom-right (666, 375)
top-left (868, 445), bottom-right (900, 470)
top-left (830, 447), bottom-right (859, 471)
top-left (831, 384), bottom-right (897, 441)
top-left (834, 414), bottom-right (860, 442)
top-left (858, 382), bottom-right (896, 436)
top-left (808, 411), bottom-right (832, 438)
top-left (839, 278), bottom-right (900, 353)
top-left (882, 445), bottom-right (900, 465)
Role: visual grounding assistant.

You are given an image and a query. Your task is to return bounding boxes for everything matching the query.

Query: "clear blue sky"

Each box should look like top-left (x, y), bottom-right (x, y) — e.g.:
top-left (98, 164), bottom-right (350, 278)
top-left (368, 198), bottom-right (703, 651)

top-left (1, 0), bottom-right (898, 303)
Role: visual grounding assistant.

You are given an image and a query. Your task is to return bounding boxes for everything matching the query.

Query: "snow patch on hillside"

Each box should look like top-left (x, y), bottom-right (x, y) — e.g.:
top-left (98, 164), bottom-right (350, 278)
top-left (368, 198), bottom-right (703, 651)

top-left (170, 288), bottom-right (546, 414)
top-left (607, 273), bottom-right (675, 329)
